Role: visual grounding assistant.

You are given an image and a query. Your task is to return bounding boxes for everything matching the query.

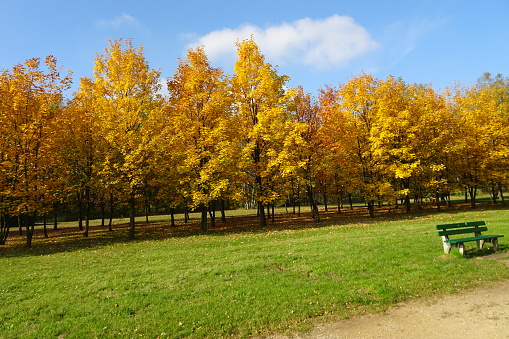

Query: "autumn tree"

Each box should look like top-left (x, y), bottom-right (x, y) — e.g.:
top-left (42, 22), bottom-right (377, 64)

top-left (59, 88), bottom-right (105, 237)
top-left (230, 37), bottom-right (305, 227)
top-left (476, 73), bottom-right (509, 202)
top-left (80, 38), bottom-right (162, 239)
top-left (166, 46), bottom-right (236, 231)
top-left (292, 86), bottom-right (323, 220)
top-left (0, 56), bottom-right (71, 247)
top-left (318, 85), bottom-right (358, 212)
top-left (329, 73), bottom-right (383, 216)
top-left (448, 80), bottom-right (509, 208)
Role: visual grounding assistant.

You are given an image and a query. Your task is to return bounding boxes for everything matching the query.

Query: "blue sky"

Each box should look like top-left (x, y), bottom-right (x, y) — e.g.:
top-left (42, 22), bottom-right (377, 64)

top-left (1, 0), bottom-right (508, 96)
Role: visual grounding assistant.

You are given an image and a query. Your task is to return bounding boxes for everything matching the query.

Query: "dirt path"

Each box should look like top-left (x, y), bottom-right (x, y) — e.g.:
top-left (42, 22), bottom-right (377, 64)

top-left (267, 254), bottom-right (509, 339)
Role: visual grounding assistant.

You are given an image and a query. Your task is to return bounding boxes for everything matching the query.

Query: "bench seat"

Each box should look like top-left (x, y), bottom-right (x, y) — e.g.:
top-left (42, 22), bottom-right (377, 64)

top-left (445, 234), bottom-right (504, 244)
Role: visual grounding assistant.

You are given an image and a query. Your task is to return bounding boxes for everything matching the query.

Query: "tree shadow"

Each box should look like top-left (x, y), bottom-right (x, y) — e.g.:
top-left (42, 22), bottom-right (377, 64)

top-left (1, 202), bottom-right (508, 258)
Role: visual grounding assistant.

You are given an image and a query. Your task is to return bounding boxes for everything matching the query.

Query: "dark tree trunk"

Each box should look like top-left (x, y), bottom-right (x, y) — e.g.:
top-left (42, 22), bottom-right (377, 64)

top-left (367, 201), bottom-right (375, 218)
top-left (498, 182), bottom-right (505, 203)
top-left (83, 186), bottom-right (91, 237)
top-left (490, 185), bottom-right (498, 203)
top-left (184, 206), bottom-right (189, 223)
top-left (209, 201), bottom-right (216, 228)
top-left (77, 191), bottom-right (84, 231)
top-left (468, 185), bottom-right (477, 209)
top-left (108, 192), bottom-right (114, 231)
top-left (348, 193), bottom-right (354, 210)
top-left (297, 185), bottom-right (301, 217)
top-left (322, 186), bottom-right (328, 212)
top-left (100, 200), bottom-right (106, 228)
top-left (53, 201), bottom-right (58, 230)
top-left (258, 201), bottom-right (266, 227)
top-left (0, 214), bottom-right (10, 245)
top-left (43, 214), bottom-right (48, 238)
top-left (404, 195), bottom-right (411, 213)
top-left (201, 204), bottom-right (207, 232)
top-left (128, 192), bottom-right (136, 240)
top-left (220, 199), bottom-right (226, 223)
top-left (306, 184), bottom-right (320, 221)
top-left (337, 191), bottom-right (342, 214)
top-left (145, 197), bottom-right (149, 223)
top-left (25, 214), bottom-right (35, 248)
top-left (170, 208), bottom-right (175, 227)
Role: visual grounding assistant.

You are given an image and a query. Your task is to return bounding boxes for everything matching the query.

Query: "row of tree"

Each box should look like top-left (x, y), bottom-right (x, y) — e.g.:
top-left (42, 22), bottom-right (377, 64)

top-left (1, 38), bottom-right (508, 247)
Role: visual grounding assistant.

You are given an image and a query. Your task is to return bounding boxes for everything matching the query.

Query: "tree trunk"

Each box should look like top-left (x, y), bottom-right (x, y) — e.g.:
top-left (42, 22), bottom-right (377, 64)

top-left (367, 201), bottom-right (375, 218)
top-left (108, 192), bottom-right (114, 231)
top-left (145, 197), bottom-right (150, 223)
top-left (53, 201), bottom-right (58, 230)
top-left (258, 201), bottom-right (266, 227)
top-left (25, 214), bottom-right (35, 248)
top-left (348, 193), bottom-right (354, 210)
top-left (297, 185), bottom-right (301, 217)
top-left (220, 199), bottom-right (226, 223)
top-left (184, 206), bottom-right (189, 223)
top-left (83, 186), bottom-right (91, 237)
top-left (43, 214), bottom-right (48, 238)
top-left (100, 200), bottom-right (106, 227)
top-left (170, 208), bottom-right (175, 227)
top-left (404, 194), bottom-right (411, 213)
top-left (322, 186), bottom-right (328, 212)
top-left (128, 192), bottom-right (136, 240)
top-left (77, 191), bottom-right (84, 231)
top-left (0, 214), bottom-right (10, 245)
top-left (468, 185), bottom-right (477, 209)
top-left (306, 184), bottom-right (320, 221)
top-left (256, 171), bottom-right (266, 227)
top-left (201, 204), bottom-right (207, 232)
top-left (490, 185), bottom-right (498, 203)
top-left (337, 191), bottom-right (342, 214)
top-left (209, 201), bottom-right (216, 228)
top-left (498, 182), bottom-right (505, 203)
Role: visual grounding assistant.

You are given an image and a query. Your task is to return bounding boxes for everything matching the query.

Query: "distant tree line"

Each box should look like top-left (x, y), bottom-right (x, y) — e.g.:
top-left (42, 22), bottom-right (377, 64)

top-left (1, 38), bottom-right (508, 247)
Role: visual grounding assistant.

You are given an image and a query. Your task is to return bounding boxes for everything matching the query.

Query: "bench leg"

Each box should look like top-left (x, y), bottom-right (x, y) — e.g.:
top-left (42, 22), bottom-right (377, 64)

top-left (458, 243), bottom-right (465, 256)
top-left (442, 241), bottom-right (452, 254)
top-left (476, 239), bottom-right (485, 249)
top-left (492, 238), bottom-right (499, 252)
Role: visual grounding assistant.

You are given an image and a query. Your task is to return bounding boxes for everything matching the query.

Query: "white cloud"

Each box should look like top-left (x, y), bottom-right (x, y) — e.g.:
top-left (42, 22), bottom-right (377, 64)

top-left (187, 15), bottom-right (380, 69)
top-left (96, 13), bottom-right (140, 29)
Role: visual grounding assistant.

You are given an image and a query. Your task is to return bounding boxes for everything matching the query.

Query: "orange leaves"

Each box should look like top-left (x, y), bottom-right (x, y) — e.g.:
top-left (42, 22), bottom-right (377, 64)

top-left (0, 56), bottom-right (71, 221)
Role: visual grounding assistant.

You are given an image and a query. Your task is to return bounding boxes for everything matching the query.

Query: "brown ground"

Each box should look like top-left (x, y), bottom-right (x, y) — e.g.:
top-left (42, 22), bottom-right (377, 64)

top-left (267, 254), bottom-right (509, 339)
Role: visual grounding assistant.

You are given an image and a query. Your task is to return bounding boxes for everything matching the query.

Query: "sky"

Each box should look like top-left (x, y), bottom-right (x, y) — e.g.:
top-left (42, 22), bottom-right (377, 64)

top-left (1, 0), bottom-right (508, 96)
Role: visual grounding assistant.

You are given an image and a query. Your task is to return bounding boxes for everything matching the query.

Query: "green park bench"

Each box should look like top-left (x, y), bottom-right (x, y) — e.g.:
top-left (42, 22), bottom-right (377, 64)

top-left (436, 221), bottom-right (504, 256)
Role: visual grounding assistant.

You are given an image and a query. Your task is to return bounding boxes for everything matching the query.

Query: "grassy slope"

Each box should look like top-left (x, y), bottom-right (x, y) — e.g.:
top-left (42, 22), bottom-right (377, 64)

top-left (1, 205), bottom-right (509, 338)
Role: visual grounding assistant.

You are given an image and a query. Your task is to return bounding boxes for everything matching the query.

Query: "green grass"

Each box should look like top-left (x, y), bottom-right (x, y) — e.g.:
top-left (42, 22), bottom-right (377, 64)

top-left (1, 206), bottom-right (509, 338)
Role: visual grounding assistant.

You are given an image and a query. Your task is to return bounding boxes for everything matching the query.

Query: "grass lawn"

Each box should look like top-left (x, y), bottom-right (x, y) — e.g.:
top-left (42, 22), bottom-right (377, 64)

top-left (1, 203), bottom-right (509, 338)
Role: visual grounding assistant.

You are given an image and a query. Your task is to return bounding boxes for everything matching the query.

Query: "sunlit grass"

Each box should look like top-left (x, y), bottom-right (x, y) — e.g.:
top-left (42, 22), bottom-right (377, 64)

top-left (1, 203), bottom-right (509, 338)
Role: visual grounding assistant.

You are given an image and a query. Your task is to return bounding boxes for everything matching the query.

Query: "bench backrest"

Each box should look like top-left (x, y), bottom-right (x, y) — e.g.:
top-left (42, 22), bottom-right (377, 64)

top-left (436, 221), bottom-right (486, 237)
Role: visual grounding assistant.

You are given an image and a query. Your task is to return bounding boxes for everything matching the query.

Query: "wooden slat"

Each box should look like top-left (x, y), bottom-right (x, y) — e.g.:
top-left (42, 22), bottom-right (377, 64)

top-left (445, 234), bottom-right (504, 244)
top-left (438, 226), bottom-right (488, 237)
top-left (436, 221), bottom-right (485, 230)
